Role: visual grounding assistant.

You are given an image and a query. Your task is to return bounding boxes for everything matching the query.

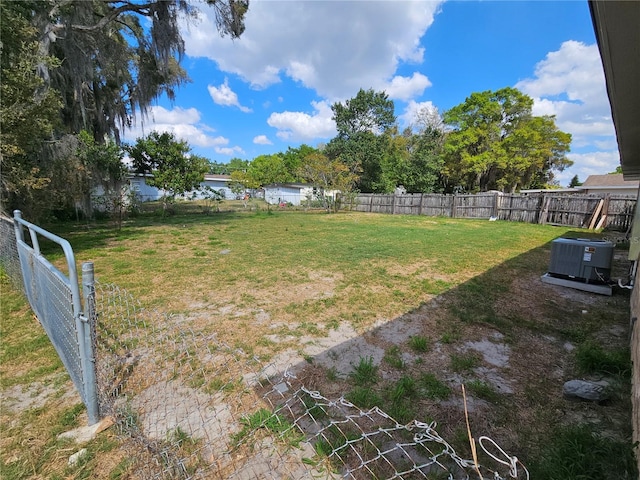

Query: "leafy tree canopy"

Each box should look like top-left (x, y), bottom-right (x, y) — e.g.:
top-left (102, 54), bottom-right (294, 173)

top-left (568, 175), bottom-right (582, 188)
top-left (247, 153), bottom-right (298, 186)
top-left (327, 89), bottom-right (397, 192)
top-left (332, 88), bottom-right (396, 140)
top-left (127, 132), bottom-right (209, 210)
top-left (209, 158), bottom-right (249, 174)
top-left (35, 0), bottom-right (249, 142)
top-left (1, 0), bottom-right (249, 217)
top-left (0, 1), bottom-right (62, 215)
top-left (298, 152), bottom-right (358, 212)
top-left (442, 87), bottom-right (572, 192)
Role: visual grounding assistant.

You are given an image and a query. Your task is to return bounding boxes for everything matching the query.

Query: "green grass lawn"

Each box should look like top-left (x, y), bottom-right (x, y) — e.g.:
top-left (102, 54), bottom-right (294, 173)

top-left (45, 210), bottom-right (570, 320)
top-left (3, 207), bottom-right (636, 479)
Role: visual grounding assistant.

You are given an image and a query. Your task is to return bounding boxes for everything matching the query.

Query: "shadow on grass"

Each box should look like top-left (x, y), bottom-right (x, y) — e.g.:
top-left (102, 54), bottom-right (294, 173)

top-left (9, 209), bottom-right (636, 478)
top-left (261, 231), bottom-right (635, 478)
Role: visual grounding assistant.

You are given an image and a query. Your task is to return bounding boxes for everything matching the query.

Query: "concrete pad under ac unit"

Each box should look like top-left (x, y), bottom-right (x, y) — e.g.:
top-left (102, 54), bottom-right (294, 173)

top-left (541, 273), bottom-right (612, 296)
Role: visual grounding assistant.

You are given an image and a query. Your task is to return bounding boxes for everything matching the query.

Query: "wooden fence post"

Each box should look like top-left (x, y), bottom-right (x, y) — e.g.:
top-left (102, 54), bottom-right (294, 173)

top-left (596, 194), bottom-right (611, 229)
top-left (539, 195), bottom-right (551, 224)
top-left (588, 198), bottom-right (605, 230)
top-left (508, 194), bottom-right (514, 222)
top-left (451, 194), bottom-right (457, 218)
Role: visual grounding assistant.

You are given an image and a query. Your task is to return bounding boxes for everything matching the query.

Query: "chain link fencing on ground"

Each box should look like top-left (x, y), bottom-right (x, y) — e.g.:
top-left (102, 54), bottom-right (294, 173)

top-left (94, 281), bottom-right (528, 480)
top-left (1, 213), bottom-right (528, 479)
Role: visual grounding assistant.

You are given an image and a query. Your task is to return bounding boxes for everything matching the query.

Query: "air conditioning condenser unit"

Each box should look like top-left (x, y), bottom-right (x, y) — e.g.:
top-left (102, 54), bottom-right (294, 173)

top-left (541, 238), bottom-right (614, 295)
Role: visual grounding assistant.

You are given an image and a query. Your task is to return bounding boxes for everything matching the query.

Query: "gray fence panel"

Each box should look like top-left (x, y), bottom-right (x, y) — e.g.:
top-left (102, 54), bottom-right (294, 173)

top-left (354, 192), bottom-right (637, 230)
top-left (0, 215), bottom-right (23, 292)
top-left (13, 211), bottom-right (99, 424)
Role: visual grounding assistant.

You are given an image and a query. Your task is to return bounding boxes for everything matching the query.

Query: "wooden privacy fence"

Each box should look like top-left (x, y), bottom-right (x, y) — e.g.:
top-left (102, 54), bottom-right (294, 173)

top-left (353, 192), bottom-right (637, 231)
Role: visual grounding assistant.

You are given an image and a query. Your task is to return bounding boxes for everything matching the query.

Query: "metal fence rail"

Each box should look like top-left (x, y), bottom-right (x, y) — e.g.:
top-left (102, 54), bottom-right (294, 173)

top-left (2, 212), bottom-right (528, 478)
top-left (0, 213), bottom-right (24, 292)
top-left (12, 210), bottom-right (99, 424)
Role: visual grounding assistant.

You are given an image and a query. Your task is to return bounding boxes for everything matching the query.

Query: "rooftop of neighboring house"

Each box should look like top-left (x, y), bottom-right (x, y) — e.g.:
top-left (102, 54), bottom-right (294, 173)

top-left (581, 174), bottom-right (640, 189)
top-left (203, 174), bottom-right (232, 181)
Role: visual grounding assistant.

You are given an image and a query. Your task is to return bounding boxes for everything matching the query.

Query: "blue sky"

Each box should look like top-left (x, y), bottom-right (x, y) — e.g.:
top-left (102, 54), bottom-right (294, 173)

top-left (123, 0), bottom-right (618, 187)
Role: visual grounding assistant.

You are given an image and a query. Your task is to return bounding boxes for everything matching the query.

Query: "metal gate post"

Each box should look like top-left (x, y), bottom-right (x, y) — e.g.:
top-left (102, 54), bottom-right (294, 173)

top-left (81, 262), bottom-right (100, 424)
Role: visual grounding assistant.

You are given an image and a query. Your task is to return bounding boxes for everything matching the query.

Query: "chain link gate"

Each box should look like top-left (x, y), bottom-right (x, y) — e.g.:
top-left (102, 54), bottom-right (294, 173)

top-left (12, 210), bottom-right (99, 424)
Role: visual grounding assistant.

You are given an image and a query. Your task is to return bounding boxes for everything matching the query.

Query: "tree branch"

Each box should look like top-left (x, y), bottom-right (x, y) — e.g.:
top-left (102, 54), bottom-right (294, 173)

top-left (71, 1), bottom-right (156, 32)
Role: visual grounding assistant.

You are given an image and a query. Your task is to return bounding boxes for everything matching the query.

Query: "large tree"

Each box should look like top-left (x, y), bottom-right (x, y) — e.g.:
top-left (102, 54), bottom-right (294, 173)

top-left (247, 153), bottom-right (298, 186)
top-left (1, 0), bottom-right (248, 217)
top-left (442, 87), bottom-right (571, 192)
top-left (327, 88), bottom-right (396, 192)
top-left (128, 132), bottom-right (209, 213)
top-left (386, 104), bottom-right (446, 193)
top-left (394, 125), bottom-right (445, 193)
top-left (0, 1), bottom-right (62, 216)
top-left (35, 0), bottom-right (248, 142)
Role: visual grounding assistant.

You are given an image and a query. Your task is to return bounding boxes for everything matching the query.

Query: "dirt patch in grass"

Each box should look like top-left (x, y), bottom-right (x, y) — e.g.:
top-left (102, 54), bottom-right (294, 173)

top-left (1, 376), bottom-right (80, 414)
top-left (271, 248), bottom-right (635, 468)
top-left (3, 215), bottom-right (635, 477)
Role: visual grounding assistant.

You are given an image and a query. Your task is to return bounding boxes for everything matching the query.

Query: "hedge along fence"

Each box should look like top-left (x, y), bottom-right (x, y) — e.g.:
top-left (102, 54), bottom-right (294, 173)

top-left (354, 192), bottom-right (637, 231)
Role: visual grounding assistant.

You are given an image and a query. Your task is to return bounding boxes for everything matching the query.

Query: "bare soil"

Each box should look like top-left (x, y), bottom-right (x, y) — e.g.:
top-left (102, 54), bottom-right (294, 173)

top-left (2, 243), bottom-right (633, 477)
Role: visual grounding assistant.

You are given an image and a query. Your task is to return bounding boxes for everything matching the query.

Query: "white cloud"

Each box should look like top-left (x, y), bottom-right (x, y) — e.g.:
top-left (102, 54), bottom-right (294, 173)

top-left (515, 40), bottom-right (620, 181)
top-left (515, 41), bottom-right (615, 148)
top-left (182, 1), bottom-right (443, 100)
top-left (215, 146), bottom-right (245, 156)
top-left (399, 100), bottom-right (439, 129)
top-left (147, 105), bottom-right (201, 124)
top-left (267, 100), bottom-right (336, 141)
top-left (207, 78), bottom-right (252, 112)
top-left (557, 150), bottom-right (620, 186)
top-left (124, 105), bottom-right (237, 151)
top-left (253, 135), bottom-right (272, 145)
top-left (383, 73), bottom-right (432, 101)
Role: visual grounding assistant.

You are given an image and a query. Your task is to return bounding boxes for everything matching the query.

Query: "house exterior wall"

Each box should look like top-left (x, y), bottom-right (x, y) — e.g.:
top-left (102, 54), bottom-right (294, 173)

top-left (631, 267), bottom-right (640, 472)
top-left (129, 176), bottom-right (165, 201)
top-left (628, 189), bottom-right (640, 473)
top-left (185, 179), bottom-right (234, 200)
top-left (581, 187), bottom-right (639, 196)
top-left (264, 186), bottom-right (303, 205)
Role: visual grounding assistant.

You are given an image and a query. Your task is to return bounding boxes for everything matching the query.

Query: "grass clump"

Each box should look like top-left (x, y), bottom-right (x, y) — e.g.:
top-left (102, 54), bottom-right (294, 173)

top-left (419, 373), bottom-right (451, 400)
top-left (346, 386), bottom-right (382, 409)
top-left (450, 352), bottom-right (480, 372)
top-left (232, 408), bottom-right (303, 448)
top-left (574, 340), bottom-right (631, 377)
top-left (383, 346), bottom-right (405, 369)
top-left (408, 335), bottom-right (429, 353)
top-left (385, 376), bottom-right (418, 423)
top-left (465, 380), bottom-right (501, 404)
top-left (349, 356), bottom-right (378, 386)
top-left (529, 424), bottom-right (637, 479)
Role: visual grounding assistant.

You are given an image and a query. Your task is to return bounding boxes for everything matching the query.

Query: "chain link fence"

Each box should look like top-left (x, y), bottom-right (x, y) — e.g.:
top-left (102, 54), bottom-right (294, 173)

top-left (94, 282), bottom-right (528, 480)
top-left (1, 213), bottom-right (528, 479)
top-left (0, 214), bottom-right (24, 293)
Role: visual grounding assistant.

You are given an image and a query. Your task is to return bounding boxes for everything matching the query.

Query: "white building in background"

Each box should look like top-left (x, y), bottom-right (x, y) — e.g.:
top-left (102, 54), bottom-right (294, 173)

top-left (94, 174), bottom-right (340, 209)
top-left (263, 183), bottom-right (312, 205)
top-left (128, 174), bottom-right (236, 201)
top-left (579, 174), bottom-right (640, 196)
top-left (262, 183), bottom-right (340, 206)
